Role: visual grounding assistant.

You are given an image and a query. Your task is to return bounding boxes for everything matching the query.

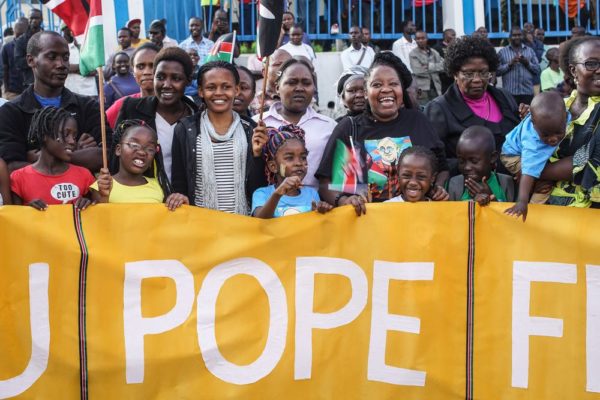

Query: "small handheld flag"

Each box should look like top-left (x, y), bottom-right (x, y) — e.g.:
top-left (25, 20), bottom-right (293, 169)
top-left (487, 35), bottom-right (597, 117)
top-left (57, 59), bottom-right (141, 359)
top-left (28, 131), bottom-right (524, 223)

top-left (257, 0), bottom-right (285, 59)
top-left (205, 32), bottom-right (236, 63)
top-left (329, 139), bottom-right (365, 194)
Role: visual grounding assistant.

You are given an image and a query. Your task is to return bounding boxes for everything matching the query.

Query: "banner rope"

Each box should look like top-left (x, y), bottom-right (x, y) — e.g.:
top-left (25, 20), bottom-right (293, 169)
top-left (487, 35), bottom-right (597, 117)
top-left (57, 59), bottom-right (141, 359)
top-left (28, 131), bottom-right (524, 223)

top-left (73, 206), bottom-right (90, 400)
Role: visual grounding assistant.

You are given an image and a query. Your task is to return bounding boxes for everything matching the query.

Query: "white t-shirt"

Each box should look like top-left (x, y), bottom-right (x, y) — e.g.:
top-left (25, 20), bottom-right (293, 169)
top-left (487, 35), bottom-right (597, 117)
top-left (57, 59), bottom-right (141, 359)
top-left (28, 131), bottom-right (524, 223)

top-left (155, 113), bottom-right (176, 182)
top-left (280, 42), bottom-right (317, 63)
top-left (65, 43), bottom-right (98, 96)
top-left (392, 36), bottom-right (417, 73)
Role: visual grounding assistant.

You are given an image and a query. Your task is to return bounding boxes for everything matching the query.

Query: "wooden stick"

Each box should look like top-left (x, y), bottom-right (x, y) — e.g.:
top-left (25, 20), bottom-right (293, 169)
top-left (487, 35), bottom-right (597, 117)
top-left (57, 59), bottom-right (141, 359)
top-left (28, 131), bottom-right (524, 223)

top-left (258, 56), bottom-right (270, 122)
top-left (96, 66), bottom-right (108, 169)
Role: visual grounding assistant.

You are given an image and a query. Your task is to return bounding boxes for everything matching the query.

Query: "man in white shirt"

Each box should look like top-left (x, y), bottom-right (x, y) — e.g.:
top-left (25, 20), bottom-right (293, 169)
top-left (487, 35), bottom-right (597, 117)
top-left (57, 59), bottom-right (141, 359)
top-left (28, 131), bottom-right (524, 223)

top-left (340, 26), bottom-right (375, 70)
top-left (392, 20), bottom-right (417, 72)
top-left (280, 24), bottom-right (316, 63)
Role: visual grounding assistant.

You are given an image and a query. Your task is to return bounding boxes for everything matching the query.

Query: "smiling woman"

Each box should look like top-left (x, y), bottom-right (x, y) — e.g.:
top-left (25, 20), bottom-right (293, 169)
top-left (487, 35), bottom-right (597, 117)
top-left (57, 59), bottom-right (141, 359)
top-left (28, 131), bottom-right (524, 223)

top-left (171, 61), bottom-right (267, 215)
top-left (316, 52), bottom-right (449, 213)
top-left (115, 47), bottom-right (199, 183)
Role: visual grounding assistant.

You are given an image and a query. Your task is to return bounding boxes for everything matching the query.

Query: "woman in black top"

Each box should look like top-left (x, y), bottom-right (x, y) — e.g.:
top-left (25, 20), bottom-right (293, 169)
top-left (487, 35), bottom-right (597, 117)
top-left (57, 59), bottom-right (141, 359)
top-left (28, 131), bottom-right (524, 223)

top-left (424, 36), bottom-right (521, 175)
top-left (316, 52), bottom-right (448, 213)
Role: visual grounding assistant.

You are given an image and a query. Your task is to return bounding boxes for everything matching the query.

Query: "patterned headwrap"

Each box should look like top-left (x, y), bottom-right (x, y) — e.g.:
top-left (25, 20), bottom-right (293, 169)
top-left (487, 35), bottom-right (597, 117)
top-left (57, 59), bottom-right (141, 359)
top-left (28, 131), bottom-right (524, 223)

top-left (264, 124), bottom-right (306, 184)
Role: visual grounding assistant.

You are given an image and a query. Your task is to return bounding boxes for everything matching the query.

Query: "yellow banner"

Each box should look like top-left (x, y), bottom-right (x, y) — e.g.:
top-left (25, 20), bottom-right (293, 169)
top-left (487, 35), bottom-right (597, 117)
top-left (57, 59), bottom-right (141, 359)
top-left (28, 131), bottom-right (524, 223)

top-left (0, 203), bottom-right (599, 399)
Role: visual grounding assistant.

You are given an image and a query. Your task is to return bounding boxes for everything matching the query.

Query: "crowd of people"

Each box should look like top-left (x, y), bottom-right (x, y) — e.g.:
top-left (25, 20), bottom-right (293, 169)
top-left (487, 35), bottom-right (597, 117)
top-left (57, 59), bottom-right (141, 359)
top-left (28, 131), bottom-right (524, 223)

top-left (0, 8), bottom-right (599, 223)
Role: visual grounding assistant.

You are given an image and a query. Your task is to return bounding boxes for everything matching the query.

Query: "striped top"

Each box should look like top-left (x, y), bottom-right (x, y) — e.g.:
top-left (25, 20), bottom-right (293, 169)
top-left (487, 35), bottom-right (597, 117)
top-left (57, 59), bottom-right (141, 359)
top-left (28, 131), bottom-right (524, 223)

top-left (194, 136), bottom-right (237, 213)
top-left (496, 44), bottom-right (540, 96)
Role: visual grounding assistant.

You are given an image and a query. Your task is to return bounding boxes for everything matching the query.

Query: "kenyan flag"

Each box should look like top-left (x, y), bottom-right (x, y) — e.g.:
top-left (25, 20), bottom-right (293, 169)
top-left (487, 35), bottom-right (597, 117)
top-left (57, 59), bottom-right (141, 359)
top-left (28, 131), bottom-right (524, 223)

top-left (44, 0), bottom-right (104, 76)
top-left (329, 139), bottom-right (363, 193)
top-left (79, 0), bottom-right (104, 76)
top-left (206, 32), bottom-right (236, 63)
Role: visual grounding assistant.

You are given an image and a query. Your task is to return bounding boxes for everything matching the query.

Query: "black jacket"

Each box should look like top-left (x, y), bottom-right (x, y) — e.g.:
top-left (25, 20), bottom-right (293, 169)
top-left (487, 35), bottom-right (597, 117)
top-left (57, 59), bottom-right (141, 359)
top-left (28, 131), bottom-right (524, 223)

top-left (14, 31), bottom-right (35, 89)
top-left (0, 85), bottom-right (108, 163)
top-left (115, 95), bottom-right (199, 132)
top-left (171, 112), bottom-right (267, 207)
top-left (424, 84), bottom-right (520, 163)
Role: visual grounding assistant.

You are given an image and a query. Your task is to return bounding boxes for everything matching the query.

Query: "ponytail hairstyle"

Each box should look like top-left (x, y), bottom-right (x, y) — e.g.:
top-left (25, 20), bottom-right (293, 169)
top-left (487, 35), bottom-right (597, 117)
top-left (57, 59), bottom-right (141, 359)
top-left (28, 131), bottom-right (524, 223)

top-left (364, 51), bottom-right (414, 111)
top-left (264, 124), bottom-right (306, 184)
top-left (110, 119), bottom-right (173, 198)
top-left (28, 106), bottom-right (74, 150)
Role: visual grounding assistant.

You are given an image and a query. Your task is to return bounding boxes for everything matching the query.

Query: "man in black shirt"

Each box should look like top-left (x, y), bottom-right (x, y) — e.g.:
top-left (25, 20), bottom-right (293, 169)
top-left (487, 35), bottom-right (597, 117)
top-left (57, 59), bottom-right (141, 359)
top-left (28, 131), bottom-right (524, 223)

top-left (432, 28), bottom-right (456, 94)
top-left (0, 32), bottom-right (106, 173)
top-left (14, 8), bottom-right (43, 90)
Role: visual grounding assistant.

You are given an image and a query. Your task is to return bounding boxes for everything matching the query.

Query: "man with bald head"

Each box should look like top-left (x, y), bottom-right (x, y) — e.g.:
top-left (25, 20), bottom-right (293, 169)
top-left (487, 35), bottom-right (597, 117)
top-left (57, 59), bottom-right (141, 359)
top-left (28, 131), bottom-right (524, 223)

top-left (0, 31), bottom-right (106, 172)
top-left (179, 17), bottom-right (214, 65)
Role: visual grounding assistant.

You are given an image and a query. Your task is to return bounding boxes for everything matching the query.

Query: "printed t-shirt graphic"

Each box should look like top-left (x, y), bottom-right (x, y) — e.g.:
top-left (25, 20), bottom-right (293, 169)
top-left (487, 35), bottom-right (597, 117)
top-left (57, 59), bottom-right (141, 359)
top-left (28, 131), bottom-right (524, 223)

top-left (364, 136), bottom-right (412, 200)
top-left (10, 164), bottom-right (95, 204)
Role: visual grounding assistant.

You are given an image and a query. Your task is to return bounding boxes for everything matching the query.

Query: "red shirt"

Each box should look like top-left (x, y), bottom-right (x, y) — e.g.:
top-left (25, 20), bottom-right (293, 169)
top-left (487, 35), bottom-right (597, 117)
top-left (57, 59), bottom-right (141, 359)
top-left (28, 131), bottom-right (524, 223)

top-left (106, 92), bottom-right (142, 129)
top-left (10, 164), bottom-right (95, 205)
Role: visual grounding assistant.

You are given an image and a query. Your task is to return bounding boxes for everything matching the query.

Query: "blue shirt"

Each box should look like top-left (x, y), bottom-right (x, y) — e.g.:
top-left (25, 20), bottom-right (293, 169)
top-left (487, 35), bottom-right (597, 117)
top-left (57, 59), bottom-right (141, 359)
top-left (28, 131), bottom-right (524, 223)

top-left (496, 44), bottom-right (541, 96)
top-left (501, 114), bottom-right (568, 178)
top-left (179, 36), bottom-right (214, 65)
top-left (33, 93), bottom-right (61, 108)
top-left (252, 184), bottom-right (320, 217)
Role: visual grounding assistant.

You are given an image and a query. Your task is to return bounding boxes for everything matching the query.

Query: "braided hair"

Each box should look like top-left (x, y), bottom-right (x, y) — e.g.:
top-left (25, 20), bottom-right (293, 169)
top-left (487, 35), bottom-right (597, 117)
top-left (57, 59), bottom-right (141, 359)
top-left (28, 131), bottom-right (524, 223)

top-left (264, 124), bottom-right (306, 184)
top-left (110, 119), bottom-right (173, 198)
top-left (398, 145), bottom-right (438, 175)
top-left (28, 106), bottom-right (74, 150)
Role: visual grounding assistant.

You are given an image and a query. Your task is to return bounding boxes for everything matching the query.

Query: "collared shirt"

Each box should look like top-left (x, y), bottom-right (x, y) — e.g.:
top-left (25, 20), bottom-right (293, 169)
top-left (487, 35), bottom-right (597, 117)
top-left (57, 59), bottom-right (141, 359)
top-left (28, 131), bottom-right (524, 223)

top-left (253, 102), bottom-right (337, 187)
top-left (179, 36), bottom-right (215, 65)
top-left (496, 44), bottom-right (541, 96)
top-left (392, 36), bottom-right (417, 73)
top-left (340, 44), bottom-right (375, 70)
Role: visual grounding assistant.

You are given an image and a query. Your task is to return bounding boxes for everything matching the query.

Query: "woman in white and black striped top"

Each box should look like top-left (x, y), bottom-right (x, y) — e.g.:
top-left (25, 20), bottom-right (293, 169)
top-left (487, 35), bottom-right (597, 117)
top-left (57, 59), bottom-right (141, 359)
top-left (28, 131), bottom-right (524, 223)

top-left (171, 61), bottom-right (268, 215)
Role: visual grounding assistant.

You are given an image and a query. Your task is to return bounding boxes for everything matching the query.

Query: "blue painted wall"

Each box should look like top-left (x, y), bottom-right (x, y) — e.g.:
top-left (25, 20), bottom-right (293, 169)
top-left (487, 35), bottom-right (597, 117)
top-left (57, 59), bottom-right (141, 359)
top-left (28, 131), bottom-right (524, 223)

top-left (142, 0), bottom-right (202, 42)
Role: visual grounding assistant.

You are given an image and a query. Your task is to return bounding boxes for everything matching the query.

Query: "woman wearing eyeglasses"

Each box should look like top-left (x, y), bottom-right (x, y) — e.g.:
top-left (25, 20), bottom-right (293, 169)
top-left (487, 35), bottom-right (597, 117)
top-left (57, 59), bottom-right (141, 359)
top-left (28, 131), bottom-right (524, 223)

top-left (541, 36), bottom-right (600, 207)
top-left (424, 36), bottom-right (521, 176)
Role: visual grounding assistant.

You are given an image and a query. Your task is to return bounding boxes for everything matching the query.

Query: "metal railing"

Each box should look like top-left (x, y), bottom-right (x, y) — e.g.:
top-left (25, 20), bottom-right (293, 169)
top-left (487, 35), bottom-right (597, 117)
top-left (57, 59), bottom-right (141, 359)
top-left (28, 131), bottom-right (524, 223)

top-left (216, 0), bottom-right (444, 41)
top-left (483, 0), bottom-right (600, 38)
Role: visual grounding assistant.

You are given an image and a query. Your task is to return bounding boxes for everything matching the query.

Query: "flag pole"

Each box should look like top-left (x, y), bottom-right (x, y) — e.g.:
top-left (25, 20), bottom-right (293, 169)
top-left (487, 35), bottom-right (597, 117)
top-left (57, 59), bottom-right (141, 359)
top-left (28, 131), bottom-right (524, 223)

top-left (258, 56), bottom-right (270, 122)
top-left (96, 67), bottom-right (108, 169)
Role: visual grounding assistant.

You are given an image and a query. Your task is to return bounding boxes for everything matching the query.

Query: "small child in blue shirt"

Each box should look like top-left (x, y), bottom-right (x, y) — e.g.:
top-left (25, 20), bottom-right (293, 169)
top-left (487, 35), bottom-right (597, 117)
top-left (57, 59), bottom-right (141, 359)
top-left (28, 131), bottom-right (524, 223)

top-left (252, 125), bottom-right (333, 218)
top-left (501, 91), bottom-right (568, 221)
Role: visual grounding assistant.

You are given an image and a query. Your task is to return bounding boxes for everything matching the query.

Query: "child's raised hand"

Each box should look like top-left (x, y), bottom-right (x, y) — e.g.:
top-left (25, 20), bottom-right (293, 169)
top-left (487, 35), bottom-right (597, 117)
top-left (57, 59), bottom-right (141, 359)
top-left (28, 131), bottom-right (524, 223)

top-left (165, 193), bottom-right (189, 211)
top-left (430, 185), bottom-right (449, 201)
top-left (505, 201), bottom-right (528, 222)
top-left (97, 168), bottom-right (113, 198)
top-left (274, 176), bottom-right (302, 196)
top-left (74, 197), bottom-right (95, 210)
top-left (28, 199), bottom-right (48, 211)
top-left (252, 120), bottom-right (269, 157)
top-left (465, 176), bottom-right (492, 197)
top-left (312, 200), bottom-right (333, 214)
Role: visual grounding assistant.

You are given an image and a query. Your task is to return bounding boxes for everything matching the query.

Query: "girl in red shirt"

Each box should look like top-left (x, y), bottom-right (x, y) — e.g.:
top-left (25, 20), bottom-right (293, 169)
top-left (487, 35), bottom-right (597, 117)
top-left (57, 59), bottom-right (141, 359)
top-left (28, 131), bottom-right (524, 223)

top-left (10, 107), bottom-right (95, 210)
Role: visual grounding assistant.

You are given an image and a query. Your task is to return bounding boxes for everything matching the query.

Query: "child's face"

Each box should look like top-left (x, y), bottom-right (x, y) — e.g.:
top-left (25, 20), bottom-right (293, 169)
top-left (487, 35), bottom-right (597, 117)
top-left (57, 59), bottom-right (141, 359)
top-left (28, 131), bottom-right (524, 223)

top-left (268, 139), bottom-right (308, 182)
top-left (45, 117), bottom-right (77, 162)
top-left (199, 68), bottom-right (239, 114)
top-left (398, 154), bottom-right (435, 202)
top-left (456, 138), bottom-right (495, 182)
top-left (532, 115), bottom-right (566, 147)
top-left (116, 127), bottom-right (158, 175)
